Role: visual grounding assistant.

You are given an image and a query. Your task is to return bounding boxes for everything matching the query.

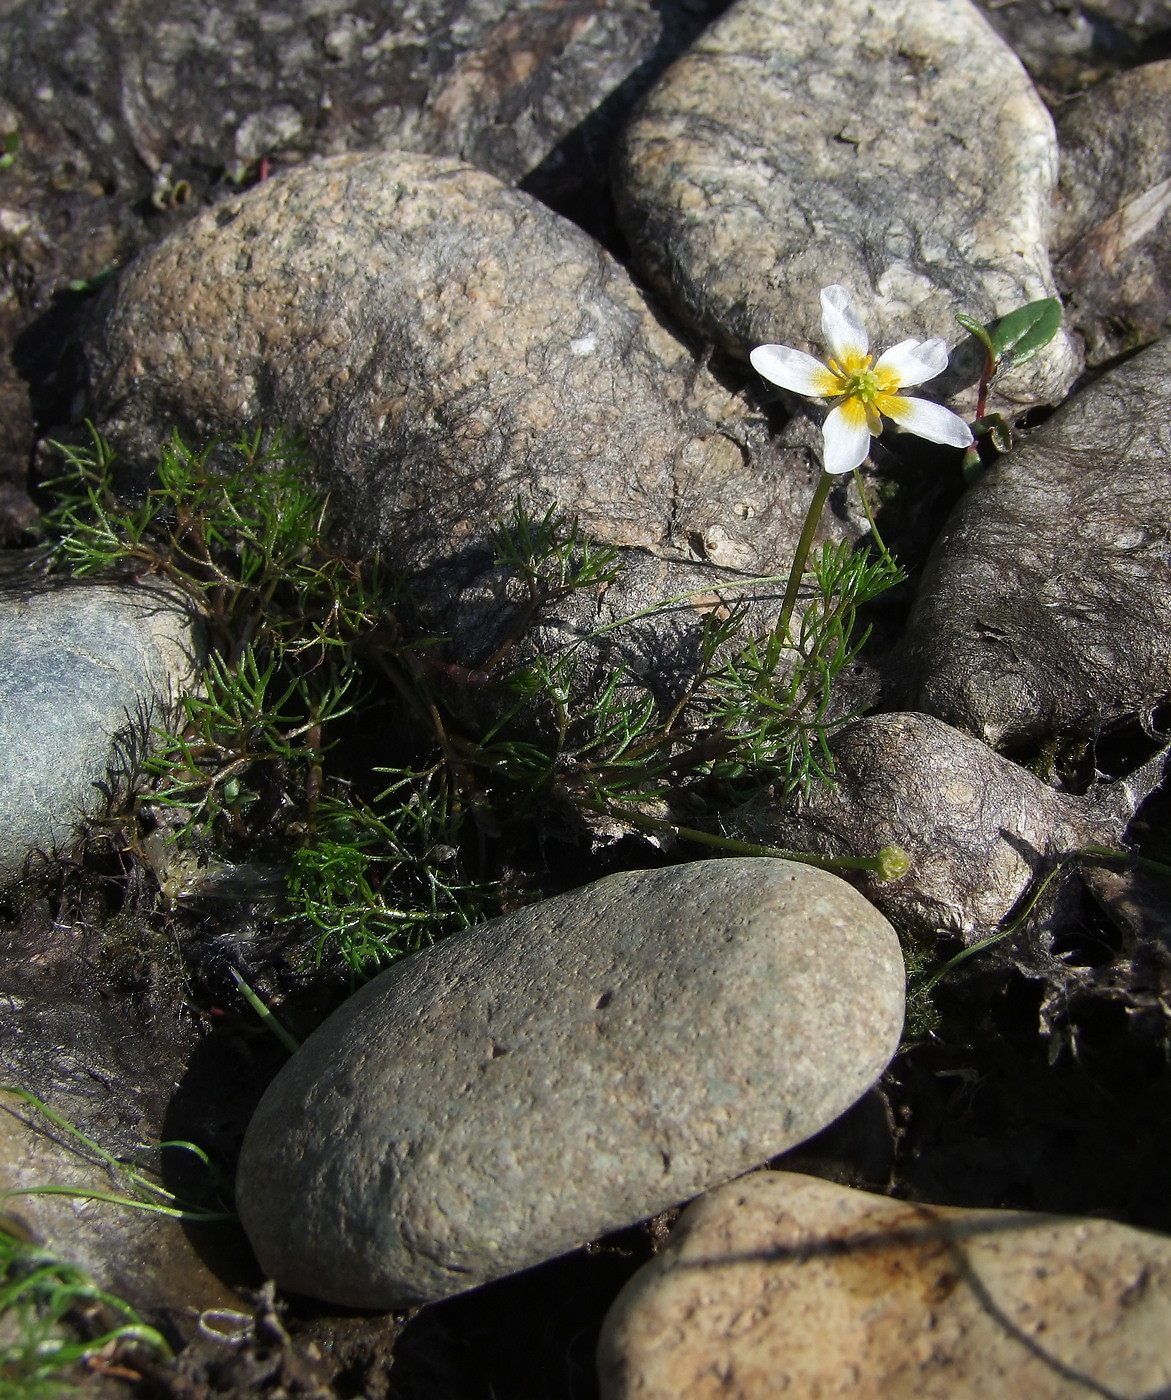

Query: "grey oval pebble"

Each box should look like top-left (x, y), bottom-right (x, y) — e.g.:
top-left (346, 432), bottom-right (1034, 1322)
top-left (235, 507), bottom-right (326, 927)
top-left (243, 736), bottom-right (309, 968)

top-left (0, 577), bottom-right (196, 883)
top-left (236, 858), bottom-right (904, 1309)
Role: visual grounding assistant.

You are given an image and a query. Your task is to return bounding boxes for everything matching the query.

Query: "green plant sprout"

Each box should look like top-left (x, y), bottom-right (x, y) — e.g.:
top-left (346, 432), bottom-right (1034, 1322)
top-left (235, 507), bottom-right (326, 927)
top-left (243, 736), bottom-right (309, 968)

top-left (229, 968), bottom-right (301, 1054)
top-left (0, 1228), bottom-right (171, 1396)
top-left (956, 297), bottom-right (1063, 479)
top-left (0, 130), bottom-right (17, 171)
top-left (40, 426), bottom-right (910, 976)
top-left (0, 1087), bottom-right (233, 1224)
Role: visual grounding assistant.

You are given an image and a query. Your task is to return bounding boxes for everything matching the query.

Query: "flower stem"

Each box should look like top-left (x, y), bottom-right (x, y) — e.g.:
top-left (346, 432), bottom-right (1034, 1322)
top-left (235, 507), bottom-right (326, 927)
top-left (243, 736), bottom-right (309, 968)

top-left (777, 470), bottom-right (834, 643)
top-left (608, 806), bottom-right (908, 881)
top-left (852, 472), bottom-right (893, 562)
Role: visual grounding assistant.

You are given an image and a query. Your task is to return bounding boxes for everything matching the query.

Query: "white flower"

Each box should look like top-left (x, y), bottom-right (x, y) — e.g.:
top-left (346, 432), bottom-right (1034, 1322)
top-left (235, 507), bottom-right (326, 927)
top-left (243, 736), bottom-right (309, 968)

top-left (750, 285), bottom-right (974, 475)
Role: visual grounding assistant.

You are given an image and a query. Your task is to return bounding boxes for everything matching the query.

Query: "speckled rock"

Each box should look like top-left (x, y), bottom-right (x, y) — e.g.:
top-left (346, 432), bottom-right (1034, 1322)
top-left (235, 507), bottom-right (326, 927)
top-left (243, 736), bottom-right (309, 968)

top-left (1054, 59), bottom-right (1171, 362)
top-left (729, 712), bottom-right (1153, 945)
top-left (235, 858), bottom-right (904, 1309)
top-left (907, 335), bottom-right (1171, 747)
top-left (81, 150), bottom-right (852, 638)
top-left (614, 0), bottom-right (1081, 409)
top-left (0, 575), bottom-right (196, 882)
top-left (597, 1170), bottom-right (1171, 1400)
top-left (0, 0), bottom-right (671, 531)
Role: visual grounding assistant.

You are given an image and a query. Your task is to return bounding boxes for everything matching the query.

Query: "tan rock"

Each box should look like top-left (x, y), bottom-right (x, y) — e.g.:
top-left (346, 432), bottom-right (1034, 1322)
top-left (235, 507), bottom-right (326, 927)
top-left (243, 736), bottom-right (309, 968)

top-left (598, 1170), bottom-right (1171, 1399)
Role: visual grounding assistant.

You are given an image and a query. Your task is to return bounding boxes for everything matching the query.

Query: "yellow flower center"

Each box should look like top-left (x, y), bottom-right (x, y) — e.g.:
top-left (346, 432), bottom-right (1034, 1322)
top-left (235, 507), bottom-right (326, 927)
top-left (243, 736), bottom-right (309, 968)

top-left (827, 351), bottom-right (902, 426)
top-left (844, 367), bottom-right (880, 403)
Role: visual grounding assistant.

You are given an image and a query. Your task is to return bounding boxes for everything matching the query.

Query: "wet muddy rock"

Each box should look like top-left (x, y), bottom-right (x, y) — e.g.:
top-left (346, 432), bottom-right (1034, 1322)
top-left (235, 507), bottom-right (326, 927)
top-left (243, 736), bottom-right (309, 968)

top-left (907, 335), bottom-right (1171, 747)
top-left (1054, 59), bottom-right (1171, 362)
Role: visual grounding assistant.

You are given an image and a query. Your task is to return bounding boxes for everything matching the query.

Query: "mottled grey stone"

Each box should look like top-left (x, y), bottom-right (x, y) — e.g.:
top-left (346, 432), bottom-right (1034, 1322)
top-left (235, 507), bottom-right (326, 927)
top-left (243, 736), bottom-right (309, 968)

top-left (0, 577), bottom-right (197, 881)
top-left (81, 151), bottom-right (855, 651)
top-left (597, 1170), bottom-right (1171, 1400)
top-left (614, 0), bottom-right (1080, 410)
top-left (729, 713), bottom-right (1147, 945)
top-left (1054, 59), bottom-right (1171, 363)
top-left (906, 336), bottom-right (1171, 746)
top-left (235, 858), bottom-right (904, 1309)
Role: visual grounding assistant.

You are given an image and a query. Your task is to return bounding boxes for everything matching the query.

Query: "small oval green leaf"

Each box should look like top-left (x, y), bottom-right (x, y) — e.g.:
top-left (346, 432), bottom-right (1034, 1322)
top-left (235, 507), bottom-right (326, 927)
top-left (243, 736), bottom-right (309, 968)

top-left (990, 297), bottom-right (1062, 369)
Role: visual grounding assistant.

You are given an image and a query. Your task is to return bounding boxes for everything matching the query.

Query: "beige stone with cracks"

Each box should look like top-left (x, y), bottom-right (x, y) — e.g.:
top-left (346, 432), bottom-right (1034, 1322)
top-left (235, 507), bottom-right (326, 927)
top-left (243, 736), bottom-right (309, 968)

top-left (598, 1170), bottom-right (1171, 1399)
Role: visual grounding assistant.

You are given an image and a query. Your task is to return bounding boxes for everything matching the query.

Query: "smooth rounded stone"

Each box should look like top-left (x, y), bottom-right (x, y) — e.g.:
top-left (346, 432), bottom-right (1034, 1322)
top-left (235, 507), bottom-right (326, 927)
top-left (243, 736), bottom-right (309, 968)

top-left (596, 1170), bottom-right (1171, 1400)
top-left (614, 0), bottom-right (1080, 410)
top-left (82, 151), bottom-right (833, 595)
top-left (0, 577), bottom-right (196, 882)
top-left (728, 712), bottom-right (1135, 945)
top-left (235, 858), bottom-right (905, 1309)
top-left (1054, 60), bottom-right (1171, 363)
top-left (906, 336), bottom-right (1171, 747)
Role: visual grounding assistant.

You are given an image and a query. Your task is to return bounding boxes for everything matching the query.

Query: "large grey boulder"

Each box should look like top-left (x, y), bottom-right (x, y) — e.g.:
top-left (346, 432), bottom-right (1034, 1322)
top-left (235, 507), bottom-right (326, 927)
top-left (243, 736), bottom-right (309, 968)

top-left (236, 858), bottom-right (904, 1309)
top-left (907, 335), bottom-right (1171, 746)
top-left (0, 575), bottom-right (196, 882)
top-left (597, 1170), bottom-right (1171, 1400)
top-left (614, 0), bottom-right (1080, 409)
top-left (83, 151), bottom-right (828, 579)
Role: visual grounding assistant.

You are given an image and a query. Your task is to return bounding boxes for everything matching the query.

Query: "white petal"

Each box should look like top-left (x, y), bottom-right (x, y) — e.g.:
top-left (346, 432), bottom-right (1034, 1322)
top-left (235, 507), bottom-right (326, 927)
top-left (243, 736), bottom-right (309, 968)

top-left (822, 399), bottom-right (873, 474)
top-left (883, 394), bottom-right (974, 448)
top-left (875, 337), bottom-right (949, 388)
top-left (750, 344), bottom-right (840, 397)
top-left (820, 284), bottom-right (869, 363)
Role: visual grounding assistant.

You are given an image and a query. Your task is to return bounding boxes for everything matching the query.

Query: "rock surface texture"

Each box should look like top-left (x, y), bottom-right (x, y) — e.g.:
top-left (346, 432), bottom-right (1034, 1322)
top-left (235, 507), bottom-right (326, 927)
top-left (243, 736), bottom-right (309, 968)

top-left (975, 0), bottom-right (1171, 95)
top-left (1054, 59), bottom-right (1171, 363)
top-left (614, 0), bottom-right (1080, 408)
top-left (0, 0), bottom-right (668, 536)
top-left (82, 151), bottom-right (829, 597)
top-left (235, 859), bottom-right (904, 1309)
top-left (907, 335), bottom-right (1171, 746)
top-left (730, 712), bottom-right (1131, 944)
top-left (597, 1170), bottom-right (1171, 1400)
top-left (0, 576), bottom-right (196, 882)
top-left (1, 0), bottom-right (661, 192)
